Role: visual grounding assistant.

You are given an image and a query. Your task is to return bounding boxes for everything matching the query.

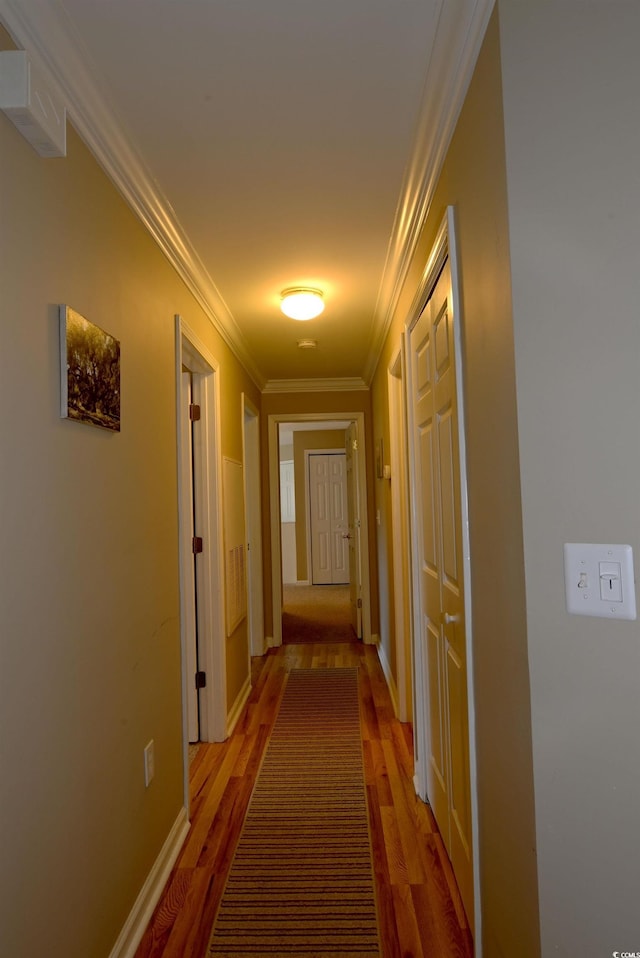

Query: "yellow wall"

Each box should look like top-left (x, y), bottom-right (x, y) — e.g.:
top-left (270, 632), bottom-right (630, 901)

top-left (0, 27), bottom-right (259, 956)
top-left (371, 10), bottom-right (539, 955)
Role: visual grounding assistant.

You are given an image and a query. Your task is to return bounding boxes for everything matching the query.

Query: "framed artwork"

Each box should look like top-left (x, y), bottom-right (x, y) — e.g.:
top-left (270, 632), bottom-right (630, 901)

top-left (59, 305), bottom-right (120, 432)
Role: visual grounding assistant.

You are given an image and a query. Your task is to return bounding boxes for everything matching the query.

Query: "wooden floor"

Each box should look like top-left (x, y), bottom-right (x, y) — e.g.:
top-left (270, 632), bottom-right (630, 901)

top-left (134, 641), bottom-right (474, 958)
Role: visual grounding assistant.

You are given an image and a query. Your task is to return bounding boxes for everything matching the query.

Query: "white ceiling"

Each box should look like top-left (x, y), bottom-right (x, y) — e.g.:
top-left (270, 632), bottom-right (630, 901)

top-left (0, 0), bottom-right (493, 388)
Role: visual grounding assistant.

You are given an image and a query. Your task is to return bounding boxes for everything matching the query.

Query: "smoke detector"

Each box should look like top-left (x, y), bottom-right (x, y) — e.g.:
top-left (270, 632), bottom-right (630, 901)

top-left (0, 51), bottom-right (66, 157)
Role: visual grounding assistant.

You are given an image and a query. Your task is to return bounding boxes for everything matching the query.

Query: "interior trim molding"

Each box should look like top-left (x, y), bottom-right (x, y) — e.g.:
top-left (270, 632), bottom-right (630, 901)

top-left (376, 641), bottom-right (400, 719)
top-left (107, 807), bottom-right (190, 958)
top-left (363, 0), bottom-right (496, 383)
top-left (226, 675), bottom-right (252, 737)
top-left (0, 0), bottom-right (265, 390)
top-left (262, 377), bottom-right (369, 394)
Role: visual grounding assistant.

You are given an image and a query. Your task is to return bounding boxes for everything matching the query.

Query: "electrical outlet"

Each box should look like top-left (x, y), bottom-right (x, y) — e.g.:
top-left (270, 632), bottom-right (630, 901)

top-left (144, 739), bottom-right (155, 787)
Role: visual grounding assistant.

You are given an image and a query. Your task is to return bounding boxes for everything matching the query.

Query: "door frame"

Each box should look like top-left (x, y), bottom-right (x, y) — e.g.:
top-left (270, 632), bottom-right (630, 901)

top-left (175, 316), bottom-right (227, 806)
top-left (267, 412), bottom-right (373, 646)
top-left (242, 395), bottom-right (264, 658)
top-left (403, 209), bottom-right (481, 945)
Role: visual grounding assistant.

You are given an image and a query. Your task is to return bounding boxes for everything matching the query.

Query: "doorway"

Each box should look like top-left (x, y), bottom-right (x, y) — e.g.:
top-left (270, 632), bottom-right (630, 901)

top-left (175, 316), bottom-right (227, 805)
top-left (268, 413), bottom-right (372, 647)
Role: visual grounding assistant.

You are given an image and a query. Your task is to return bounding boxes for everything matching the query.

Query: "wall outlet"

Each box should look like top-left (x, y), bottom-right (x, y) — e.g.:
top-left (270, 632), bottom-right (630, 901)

top-left (143, 739), bottom-right (155, 787)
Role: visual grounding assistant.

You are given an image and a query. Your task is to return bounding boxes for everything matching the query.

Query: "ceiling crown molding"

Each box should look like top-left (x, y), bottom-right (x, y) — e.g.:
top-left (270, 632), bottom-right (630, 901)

top-left (262, 378), bottom-right (369, 395)
top-left (363, 0), bottom-right (496, 384)
top-left (0, 0), bottom-right (265, 390)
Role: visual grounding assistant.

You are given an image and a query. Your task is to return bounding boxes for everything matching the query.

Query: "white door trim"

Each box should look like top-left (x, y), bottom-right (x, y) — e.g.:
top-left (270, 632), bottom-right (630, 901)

top-left (403, 208), bottom-right (481, 949)
top-left (175, 316), bottom-right (227, 803)
top-left (267, 412), bottom-right (372, 646)
top-left (242, 395), bottom-right (264, 658)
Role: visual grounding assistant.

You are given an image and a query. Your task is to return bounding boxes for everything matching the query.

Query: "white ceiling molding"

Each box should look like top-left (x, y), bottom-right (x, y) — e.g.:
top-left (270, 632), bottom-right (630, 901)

top-left (0, 0), bottom-right (265, 390)
top-left (363, 0), bottom-right (496, 384)
top-left (262, 378), bottom-right (369, 395)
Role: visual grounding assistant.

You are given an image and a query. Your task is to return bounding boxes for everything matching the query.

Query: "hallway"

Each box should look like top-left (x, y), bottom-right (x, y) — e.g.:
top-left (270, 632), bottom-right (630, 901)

top-left (134, 641), bottom-right (473, 958)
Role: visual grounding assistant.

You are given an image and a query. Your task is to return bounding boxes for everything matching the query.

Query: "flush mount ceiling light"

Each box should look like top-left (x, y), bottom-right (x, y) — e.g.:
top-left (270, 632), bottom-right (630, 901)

top-left (280, 287), bottom-right (324, 321)
top-left (297, 339), bottom-right (318, 349)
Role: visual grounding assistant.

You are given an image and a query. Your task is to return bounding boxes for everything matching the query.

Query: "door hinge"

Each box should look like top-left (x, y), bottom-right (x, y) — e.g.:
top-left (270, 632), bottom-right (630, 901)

top-left (195, 671), bottom-right (207, 689)
top-left (357, 597), bottom-right (362, 609)
top-left (189, 403), bottom-right (201, 422)
top-left (192, 536), bottom-right (203, 554)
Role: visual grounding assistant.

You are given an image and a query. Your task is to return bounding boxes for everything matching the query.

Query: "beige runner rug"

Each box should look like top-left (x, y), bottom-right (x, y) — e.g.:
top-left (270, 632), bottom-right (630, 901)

top-left (207, 668), bottom-right (381, 957)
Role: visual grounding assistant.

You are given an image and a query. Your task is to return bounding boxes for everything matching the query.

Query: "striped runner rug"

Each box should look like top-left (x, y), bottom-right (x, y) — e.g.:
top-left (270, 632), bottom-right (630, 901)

top-left (208, 667), bottom-right (381, 957)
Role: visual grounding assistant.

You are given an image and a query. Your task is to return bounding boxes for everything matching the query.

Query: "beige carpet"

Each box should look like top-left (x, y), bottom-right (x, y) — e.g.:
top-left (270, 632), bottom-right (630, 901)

top-left (207, 668), bottom-right (381, 957)
top-left (282, 584), bottom-right (356, 644)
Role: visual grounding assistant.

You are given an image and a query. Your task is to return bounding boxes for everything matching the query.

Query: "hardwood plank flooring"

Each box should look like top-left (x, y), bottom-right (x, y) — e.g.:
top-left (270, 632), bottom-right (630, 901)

top-left (133, 642), bottom-right (474, 958)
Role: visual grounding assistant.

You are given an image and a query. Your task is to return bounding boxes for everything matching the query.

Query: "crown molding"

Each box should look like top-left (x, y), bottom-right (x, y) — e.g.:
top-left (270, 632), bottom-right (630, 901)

top-left (363, 0), bottom-right (496, 384)
top-left (0, 0), bottom-right (266, 391)
top-left (262, 377), bottom-right (369, 395)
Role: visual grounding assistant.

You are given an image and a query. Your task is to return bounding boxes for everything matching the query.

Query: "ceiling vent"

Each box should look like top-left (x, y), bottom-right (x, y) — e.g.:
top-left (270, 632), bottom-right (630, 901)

top-left (0, 50), bottom-right (66, 157)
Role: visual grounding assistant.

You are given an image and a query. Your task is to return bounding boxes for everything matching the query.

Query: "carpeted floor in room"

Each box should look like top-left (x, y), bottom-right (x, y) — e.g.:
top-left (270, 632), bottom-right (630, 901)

top-left (282, 583), bottom-right (356, 644)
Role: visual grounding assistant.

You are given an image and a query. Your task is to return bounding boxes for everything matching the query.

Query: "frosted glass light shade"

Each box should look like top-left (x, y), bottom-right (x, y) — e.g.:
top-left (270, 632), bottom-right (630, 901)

top-left (280, 287), bottom-right (324, 321)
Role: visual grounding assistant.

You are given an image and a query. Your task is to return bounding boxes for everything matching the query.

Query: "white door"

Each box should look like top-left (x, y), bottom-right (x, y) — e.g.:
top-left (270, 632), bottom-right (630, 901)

top-left (179, 370), bottom-right (200, 743)
top-left (408, 258), bottom-right (473, 922)
top-left (345, 424), bottom-right (362, 637)
top-left (309, 453), bottom-right (349, 585)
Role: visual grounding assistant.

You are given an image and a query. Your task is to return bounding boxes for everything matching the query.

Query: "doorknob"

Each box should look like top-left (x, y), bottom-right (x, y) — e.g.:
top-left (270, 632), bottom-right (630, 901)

top-left (443, 612), bottom-right (459, 625)
top-left (341, 533), bottom-right (352, 539)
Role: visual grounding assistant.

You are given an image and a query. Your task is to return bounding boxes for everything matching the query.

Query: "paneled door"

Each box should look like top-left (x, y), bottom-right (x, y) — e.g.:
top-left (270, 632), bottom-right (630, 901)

top-left (408, 256), bottom-right (473, 923)
top-left (309, 453), bottom-right (349, 585)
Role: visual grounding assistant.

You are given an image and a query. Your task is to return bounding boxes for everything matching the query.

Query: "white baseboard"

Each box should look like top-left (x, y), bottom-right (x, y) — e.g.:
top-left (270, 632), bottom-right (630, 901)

top-left (376, 639), bottom-right (400, 718)
top-left (226, 674), bottom-right (251, 735)
top-left (108, 806), bottom-right (190, 958)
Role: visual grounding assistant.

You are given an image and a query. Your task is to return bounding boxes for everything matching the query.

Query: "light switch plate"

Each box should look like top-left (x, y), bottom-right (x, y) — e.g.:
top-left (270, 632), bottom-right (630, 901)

top-left (564, 543), bottom-right (636, 620)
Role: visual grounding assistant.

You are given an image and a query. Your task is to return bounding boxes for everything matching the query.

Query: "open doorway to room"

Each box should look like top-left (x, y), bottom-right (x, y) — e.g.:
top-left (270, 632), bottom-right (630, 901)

top-left (268, 414), bottom-right (372, 647)
top-left (175, 317), bottom-right (227, 803)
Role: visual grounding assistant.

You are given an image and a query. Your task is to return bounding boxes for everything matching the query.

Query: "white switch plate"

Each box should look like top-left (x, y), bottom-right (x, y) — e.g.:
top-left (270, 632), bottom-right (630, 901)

top-left (564, 543), bottom-right (636, 620)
